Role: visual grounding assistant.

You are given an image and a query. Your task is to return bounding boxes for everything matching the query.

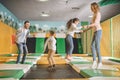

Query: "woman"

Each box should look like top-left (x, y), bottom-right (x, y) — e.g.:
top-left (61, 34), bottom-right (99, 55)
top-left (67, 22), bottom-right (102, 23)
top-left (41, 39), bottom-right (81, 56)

top-left (84, 2), bottom-right (102, 69)
top-left (66, 18), bottom-right (82, 60)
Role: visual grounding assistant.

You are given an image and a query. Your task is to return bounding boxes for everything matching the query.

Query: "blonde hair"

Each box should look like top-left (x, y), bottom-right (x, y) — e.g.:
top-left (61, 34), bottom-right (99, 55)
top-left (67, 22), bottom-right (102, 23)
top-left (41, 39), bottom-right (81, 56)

top-left (91, 2), bottom-right (100, 13)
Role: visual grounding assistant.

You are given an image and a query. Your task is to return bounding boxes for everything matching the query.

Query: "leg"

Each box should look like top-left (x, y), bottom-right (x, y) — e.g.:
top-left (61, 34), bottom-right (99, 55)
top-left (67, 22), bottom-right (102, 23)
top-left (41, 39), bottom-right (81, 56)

top-left (47, 50), bottom-right (54, 71)
top-left (50, 50), bottom-right (55, 66)
top-left (47, 50), bottom-right (53, 66)
top-left (50, 50), bottom-right (56, 71)
top-left (91, 34), bottom-right (96, 61)
top-left (65, 37), bottom-right (69, 59)
top-left (21, 43), bottom-right (28, 64)
top-left (69, 37), bottom-right (74, 59)
top-left (91, 34), bottom-right (97, 69)
top-left (16, 43), bottom-right (23, 64)
top-left (95, 30), bottom-right (102, 69)
top-left (95, 30), bottom-right (102, 63)
top-left (66, 35), bottom-right (74, 60)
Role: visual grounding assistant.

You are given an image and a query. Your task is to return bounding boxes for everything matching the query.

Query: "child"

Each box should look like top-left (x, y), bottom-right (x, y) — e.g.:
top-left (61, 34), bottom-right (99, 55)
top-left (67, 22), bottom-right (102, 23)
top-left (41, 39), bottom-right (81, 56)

top-left (66, 18), bottom-right (83, 60)
top-left (44, 30), bottom-right (56, 71)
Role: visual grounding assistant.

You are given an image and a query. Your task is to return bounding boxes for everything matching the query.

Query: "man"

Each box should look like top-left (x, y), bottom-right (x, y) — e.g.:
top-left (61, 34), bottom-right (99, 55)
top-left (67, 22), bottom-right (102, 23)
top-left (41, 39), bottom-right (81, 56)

top-left (16, 20), bottom-right (30, 64)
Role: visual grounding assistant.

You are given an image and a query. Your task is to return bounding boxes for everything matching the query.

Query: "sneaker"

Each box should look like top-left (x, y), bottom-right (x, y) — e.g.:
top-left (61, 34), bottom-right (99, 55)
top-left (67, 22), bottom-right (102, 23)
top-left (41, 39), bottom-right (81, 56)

top-left (47, 66), bottom-right (55, 72)
top-left (52, 64), bottom-right (56, 71)
top-left (92, 61), bottom-right (97, 69)
top-left (21, 62), bottom-right (24, 64)
top-left (65, 59), bottom-right (70, 63)
top-left (47, 66), bottom-right (52, 71)
top-left (97, 63), bottom-right (102, 69)
top-left (16, 62), bottom-right (20, 64)
top-left (53, 64), bottom-right (55, 67)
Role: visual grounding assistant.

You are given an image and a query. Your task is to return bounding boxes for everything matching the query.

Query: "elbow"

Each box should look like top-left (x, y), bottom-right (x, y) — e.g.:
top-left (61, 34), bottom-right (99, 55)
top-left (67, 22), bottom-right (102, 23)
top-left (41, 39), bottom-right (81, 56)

top-left (89, 23), bottom-right (97, 27)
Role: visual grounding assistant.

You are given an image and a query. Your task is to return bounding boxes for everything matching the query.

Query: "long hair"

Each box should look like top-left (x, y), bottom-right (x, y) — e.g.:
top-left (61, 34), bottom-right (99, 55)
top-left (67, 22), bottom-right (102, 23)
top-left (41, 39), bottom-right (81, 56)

top-left (66, 18), bottom-right (79, 29)
top-left (91, 2), bottom-right (100, 13)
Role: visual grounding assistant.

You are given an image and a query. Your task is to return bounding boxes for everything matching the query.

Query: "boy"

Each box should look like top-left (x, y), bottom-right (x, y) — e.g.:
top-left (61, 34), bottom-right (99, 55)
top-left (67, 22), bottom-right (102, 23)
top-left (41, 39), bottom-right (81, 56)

top-left (44, 31), bottom-right (56, 71)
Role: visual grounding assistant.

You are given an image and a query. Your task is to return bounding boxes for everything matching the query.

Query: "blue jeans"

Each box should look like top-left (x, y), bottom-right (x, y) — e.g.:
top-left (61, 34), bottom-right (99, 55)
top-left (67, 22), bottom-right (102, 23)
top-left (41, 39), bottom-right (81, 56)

top-left (16, 43), bottom-right (28, 64)
top-left (91, 30), bottom-right (102, 63)
top-left (66, 35), bottom-right (74, 55)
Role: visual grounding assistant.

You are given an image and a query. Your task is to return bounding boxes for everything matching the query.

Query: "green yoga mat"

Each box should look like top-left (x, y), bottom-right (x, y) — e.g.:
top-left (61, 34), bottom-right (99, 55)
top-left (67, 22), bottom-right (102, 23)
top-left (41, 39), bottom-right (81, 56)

top-left (28, 53), bottom-right (42, 56)
top-left (70, 61), bottom-right (92, 64)
top-left (0, 54), bottom-right (13, 57)
top-left (0, 70), bottom-right (24, 79)
top-left (80, 69), bottom-right (120, 78)
top-left (109, 58), bottom-right (120, 63)
top-left (5, 61), bottom-right (33, 65)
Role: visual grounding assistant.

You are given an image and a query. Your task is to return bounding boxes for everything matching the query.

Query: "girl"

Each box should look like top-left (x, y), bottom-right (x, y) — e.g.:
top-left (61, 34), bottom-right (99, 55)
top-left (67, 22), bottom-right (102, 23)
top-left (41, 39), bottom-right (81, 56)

top-left (66, 18), bottom-right (83, 60)
top-left (44, 31), bottom-right (56, 71)
top-left (84, 2), bottom-right (102, 69)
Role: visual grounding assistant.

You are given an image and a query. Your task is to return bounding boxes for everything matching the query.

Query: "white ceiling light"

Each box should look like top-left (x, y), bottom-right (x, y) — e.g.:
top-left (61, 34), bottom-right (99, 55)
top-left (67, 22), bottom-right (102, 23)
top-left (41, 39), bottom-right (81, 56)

top-left (88, 15), bottom-right (93, 18)
top-left (37, 0), bottom-right (48, 2)
top-left (41, 12), bottom-right (49, 17)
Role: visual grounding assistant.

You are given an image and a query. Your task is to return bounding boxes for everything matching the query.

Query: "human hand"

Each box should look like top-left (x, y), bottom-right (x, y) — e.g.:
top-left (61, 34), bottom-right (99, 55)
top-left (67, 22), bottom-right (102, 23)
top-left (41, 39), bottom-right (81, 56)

top-left (80, 30), bottom-right (83, 33)
top-left (82, 25), bottom-right (88, 29)
top-left (83, 27), bottom-right (92, 32)
top-left (83, 29), bottom-right (87, 32)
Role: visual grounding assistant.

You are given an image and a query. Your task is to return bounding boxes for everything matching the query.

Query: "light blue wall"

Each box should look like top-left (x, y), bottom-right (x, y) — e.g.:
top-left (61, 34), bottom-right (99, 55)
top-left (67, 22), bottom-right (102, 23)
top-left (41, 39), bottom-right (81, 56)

top-left (25, 20), bottom-right (83, 33)
top-left (27, 21), bottom-right (82, 33)
top-left (0, 3), bottom-right (20, 29)
top-left (0, 3), bottom-right (18, 21)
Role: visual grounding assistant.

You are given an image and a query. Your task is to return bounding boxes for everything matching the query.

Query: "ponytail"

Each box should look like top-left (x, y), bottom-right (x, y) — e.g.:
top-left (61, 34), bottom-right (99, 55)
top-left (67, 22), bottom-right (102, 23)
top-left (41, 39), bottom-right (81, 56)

top-left (66, 19), bottom-right (73, 29)
top-left (66, 18), bottom-right (79, 29)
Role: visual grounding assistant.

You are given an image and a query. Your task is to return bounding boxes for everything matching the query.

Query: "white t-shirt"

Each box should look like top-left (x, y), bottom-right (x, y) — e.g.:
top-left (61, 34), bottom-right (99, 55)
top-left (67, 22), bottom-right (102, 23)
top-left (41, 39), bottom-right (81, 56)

top-left (16, 27), bottom-right (30, 43)
top-left (44, 36), bottom-right (56, 51)
top-left (66, 23), bottom-right (82, 37)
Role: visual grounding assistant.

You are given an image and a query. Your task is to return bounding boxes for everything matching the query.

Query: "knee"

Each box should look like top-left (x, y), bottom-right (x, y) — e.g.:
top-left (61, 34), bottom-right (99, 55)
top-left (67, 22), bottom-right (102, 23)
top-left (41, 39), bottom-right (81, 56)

top-left (19, 50), bottom-right (23, 54)
top-left (70, 45), bottom-right (74, 50)
top-left (91, 45), bottom-right (93, 49)
top-left (91, 44), bottom-right (95, 49)
top-left (47, 56), bottom-right (51, 60)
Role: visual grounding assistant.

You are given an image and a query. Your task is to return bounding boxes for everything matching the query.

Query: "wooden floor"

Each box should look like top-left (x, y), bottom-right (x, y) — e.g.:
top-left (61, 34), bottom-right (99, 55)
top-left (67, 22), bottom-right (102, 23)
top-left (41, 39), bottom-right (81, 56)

top-left (37, 54), bottom-right (67, 64)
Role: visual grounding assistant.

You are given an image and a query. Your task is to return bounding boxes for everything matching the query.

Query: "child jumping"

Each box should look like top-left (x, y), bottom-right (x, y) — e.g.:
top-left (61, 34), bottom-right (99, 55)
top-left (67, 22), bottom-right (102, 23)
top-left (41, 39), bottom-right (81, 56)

top-left (44, 30), bottom-right (56, 71)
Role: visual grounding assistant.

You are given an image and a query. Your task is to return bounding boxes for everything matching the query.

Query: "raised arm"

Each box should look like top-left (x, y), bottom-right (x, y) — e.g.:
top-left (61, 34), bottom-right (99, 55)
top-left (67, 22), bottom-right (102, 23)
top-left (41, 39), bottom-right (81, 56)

top-left (72, 25), bottom-right (83, 33)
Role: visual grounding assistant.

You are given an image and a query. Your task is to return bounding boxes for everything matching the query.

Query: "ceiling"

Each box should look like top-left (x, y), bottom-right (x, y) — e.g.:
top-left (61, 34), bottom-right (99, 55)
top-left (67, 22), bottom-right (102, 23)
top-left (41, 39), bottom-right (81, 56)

top-left (0, 0), bottom-right (120, 22)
